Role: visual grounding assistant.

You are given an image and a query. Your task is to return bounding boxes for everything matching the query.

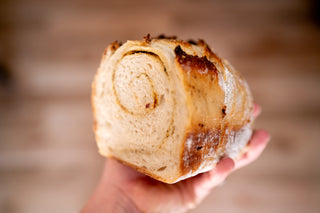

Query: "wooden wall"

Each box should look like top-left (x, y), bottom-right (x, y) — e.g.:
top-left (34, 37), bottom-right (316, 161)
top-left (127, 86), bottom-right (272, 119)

top-left (0, 0), bottom-right (319, 212)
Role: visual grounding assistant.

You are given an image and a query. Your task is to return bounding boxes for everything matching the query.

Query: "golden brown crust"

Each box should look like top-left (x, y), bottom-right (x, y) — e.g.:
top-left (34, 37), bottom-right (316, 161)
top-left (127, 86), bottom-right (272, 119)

top-left (174, 43), bottom-right (228, 176)
top-left (143, 33), bottom-right (151, 43)
top-left (174, 42), bottom-right (226, 128)
top-left (174, 45), bottom-right (218, 76)
top-left (154, 36), bottom-right (225, 70)
top-left (180, 125), bottom-right (244, 175)
top-left (155, 34), bottom-right (177, 40)
top-left (180, 128), bottom-right (221, 175)
top-left (198, 39), bottom-right (225, 69)
top-left (171, 36), bottom-right (253, 177)
top-left (102, 41), bottom-right (122, 60)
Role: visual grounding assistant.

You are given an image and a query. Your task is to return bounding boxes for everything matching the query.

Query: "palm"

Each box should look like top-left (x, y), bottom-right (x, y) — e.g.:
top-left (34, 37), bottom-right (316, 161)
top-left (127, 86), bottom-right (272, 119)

top-left (107, 157), bottom-right (235, 213)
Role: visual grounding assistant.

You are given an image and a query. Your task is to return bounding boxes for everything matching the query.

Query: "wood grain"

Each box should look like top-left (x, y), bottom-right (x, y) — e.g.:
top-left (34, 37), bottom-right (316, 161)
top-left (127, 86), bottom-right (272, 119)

top-left (0, 0), bottom-right (319, 212)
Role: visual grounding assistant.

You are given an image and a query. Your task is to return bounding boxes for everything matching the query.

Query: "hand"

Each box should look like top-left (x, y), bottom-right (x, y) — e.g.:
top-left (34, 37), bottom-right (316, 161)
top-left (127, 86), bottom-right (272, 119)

top-left (81, 103), bottom-right (270, 213)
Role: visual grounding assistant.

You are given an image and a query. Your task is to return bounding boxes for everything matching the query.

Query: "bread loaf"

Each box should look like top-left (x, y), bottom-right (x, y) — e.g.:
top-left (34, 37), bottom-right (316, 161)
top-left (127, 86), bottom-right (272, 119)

top-left (92, 35), bottom-right (254, 183)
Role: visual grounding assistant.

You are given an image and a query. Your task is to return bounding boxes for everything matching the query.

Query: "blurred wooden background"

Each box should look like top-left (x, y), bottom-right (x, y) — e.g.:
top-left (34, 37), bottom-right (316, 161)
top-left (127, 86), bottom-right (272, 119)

top-left (0, 0), bottom-right (319, 212)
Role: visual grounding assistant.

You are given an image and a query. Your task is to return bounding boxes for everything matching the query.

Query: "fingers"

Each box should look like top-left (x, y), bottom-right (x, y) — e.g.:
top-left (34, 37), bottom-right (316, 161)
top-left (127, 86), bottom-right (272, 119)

top-left (234, 102), bottom-right (266, 170)
top-left (183, 103), bottom-right (263, 208)
top-left (214, 157), bottom-right (235, 175)
top-left (205, 157), bottom-right (235, 187)
top-left (253, 102), bottom-right (261, 118)
top-left (234, 129), bottom-right (270, 170)
top-left (188, 157), bottom-right (235, 206)
top-left (195, 157), bottom-right (235, 190)
top-left (192, 129), bottom-right (269, 196)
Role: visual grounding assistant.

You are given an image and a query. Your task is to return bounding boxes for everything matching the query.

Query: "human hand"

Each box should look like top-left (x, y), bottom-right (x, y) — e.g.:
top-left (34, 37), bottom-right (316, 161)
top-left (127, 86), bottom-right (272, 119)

top-left (81, 103), bottom-right (270, 213)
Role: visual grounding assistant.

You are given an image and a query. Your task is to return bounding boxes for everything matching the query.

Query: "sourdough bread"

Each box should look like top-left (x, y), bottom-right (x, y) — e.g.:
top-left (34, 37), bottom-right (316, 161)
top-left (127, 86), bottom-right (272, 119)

top-left (92, 35), bottom-right (254, 183)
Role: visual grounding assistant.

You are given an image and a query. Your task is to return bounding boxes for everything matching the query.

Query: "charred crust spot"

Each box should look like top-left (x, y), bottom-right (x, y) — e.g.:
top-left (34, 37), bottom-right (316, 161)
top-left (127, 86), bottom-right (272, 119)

top-left (111, 41), bottom-right (122, 50)
top-left (174, 45), bottom-right (218, 75)
top-left (187, 39), bottom-right (197, 45)
top-left (157, 34), bottom-right (165, 39)
top-left (143, 33), bottom-right (151, 43)
top-left (174, 45), bottom-right (185, 57)
top-left (104, 41), bottom-right (122, 56)
top-left (198, 40), bottom-right (224, 68)
top-left (198, 123), bottom-right (204, 128)
top-left (145, 103), bottom-right (150, 108)
top-left (141, 35), bottom-right (223, 69)
top-left (157, 34), bottom-right (177, 40)
top-left (222, 105), bottom-right (227, 118)
top-left (198, 39), bottom-right (206, 46)
top-left (181, 129), bottom-right (222, 174)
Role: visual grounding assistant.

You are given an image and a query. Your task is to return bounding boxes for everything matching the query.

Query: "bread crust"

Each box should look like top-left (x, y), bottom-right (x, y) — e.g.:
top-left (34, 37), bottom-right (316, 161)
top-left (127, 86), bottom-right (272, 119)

top-left (111, 156), bottom-right (172, 183)
top-left (172, 43), bottom-right (253, 177)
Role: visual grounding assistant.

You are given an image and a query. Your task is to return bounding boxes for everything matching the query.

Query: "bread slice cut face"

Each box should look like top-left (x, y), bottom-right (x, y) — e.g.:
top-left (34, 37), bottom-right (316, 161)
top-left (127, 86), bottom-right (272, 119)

top-left (92, 37), bottom-right (254, 183)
